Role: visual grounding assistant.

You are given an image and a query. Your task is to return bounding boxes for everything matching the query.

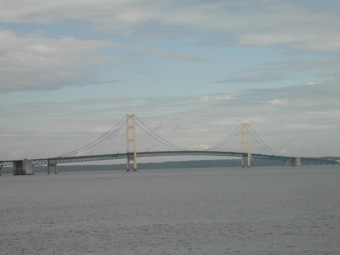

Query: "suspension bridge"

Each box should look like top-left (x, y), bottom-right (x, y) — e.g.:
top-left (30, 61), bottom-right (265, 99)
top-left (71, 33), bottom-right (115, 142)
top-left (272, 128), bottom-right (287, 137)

top-left (0, 114), bottom-right (337, 175)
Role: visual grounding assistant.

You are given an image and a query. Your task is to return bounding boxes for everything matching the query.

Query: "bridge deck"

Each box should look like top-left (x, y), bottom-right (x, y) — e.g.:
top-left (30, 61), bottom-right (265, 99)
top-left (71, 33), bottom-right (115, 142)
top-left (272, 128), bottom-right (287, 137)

top-left (1, 150), bottom-right (337, 167)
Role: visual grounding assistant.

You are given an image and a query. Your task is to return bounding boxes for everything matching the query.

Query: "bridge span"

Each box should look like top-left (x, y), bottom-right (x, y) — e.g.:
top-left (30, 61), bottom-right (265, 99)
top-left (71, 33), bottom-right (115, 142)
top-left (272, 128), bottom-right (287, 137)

top-left (1, 114), bottom-right (338, 175)
top-left (1, 150), bottom-right (337, 175)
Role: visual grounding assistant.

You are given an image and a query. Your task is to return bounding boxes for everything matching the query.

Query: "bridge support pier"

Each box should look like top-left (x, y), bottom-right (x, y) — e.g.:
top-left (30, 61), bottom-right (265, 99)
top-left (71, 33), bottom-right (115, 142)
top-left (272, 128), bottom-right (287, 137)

top-left (292, 157), bottom-right (301, 166)
top-left (48, 160), bottom-right (57, 174)
top-left (241, 155), bottom-right (251, 168)
top-left (126, 155), bottom-right (137, 172)
top-left (13, 160), bottom-right (34, 175)
top-left (281, 160), bottom-right (289, 167)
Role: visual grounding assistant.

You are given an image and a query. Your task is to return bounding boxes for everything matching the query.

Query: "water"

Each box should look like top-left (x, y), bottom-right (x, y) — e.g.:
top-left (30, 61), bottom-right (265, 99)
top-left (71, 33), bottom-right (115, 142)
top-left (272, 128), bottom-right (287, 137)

top-left (1, 166), bottom-right (339, 254)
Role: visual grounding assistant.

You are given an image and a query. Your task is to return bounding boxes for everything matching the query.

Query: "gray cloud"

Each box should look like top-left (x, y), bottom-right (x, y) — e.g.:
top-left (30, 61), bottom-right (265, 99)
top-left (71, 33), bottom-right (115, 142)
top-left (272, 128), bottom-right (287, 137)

top-left (0, 29), bottom-right (113, 92)
top-left (214, 74), bottom-right (285, 84)
top-left (214, 57), bottom-right (340, 87)
top-left (1, 1), bottom-right (340, 93)
top-left (145, 48), bottom-right (205, 62)
top-left (1, 1), bottom-right (339, 52)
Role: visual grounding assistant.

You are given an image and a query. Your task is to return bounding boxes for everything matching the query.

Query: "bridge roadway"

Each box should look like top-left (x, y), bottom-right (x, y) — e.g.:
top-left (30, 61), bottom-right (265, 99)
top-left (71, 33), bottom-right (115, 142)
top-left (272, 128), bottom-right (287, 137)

top-left (0, 150), bottom-right (337, 168)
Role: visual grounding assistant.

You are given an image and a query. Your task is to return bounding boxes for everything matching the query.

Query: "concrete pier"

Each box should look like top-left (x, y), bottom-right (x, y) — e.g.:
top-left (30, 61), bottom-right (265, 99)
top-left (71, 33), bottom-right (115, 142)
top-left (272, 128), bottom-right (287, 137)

top-left (292, 157), bottom-right (301, 166)
top-left (13, 160), bottom-right (34, 175)
top-left (241, 154), bottom-right (251, 168)
top-left (47, 160), bottom-right (57, 174)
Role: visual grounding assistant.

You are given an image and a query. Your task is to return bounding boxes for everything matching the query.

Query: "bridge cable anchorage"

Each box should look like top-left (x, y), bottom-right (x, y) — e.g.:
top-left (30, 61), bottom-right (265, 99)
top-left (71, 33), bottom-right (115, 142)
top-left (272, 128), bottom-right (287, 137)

top-left (135, 116), bottom-right (189, 151)
top-left (58, 116), bottom-right (127, 157)
top-left (205, 124), bottom-right (241, 151)
top-left (248, 125), bottom-right (282, 155)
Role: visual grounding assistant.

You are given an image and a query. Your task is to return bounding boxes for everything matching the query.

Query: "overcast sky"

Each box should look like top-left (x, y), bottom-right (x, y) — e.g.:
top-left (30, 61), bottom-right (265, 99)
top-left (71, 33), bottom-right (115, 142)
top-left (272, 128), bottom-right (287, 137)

top-left (1, 0), bottom-right (340, 160)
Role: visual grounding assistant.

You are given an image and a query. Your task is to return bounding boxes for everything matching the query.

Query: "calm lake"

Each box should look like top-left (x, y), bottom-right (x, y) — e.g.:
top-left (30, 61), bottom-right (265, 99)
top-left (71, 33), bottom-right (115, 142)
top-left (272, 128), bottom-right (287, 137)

top-left (1, 166), bottom-right (339, 254)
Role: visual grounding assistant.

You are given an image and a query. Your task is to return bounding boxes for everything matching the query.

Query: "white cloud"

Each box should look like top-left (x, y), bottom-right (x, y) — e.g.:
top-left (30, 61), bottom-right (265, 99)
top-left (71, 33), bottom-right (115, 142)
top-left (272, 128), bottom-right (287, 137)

top-left (194, 144), bottom-right (210, 150)
top-left (200, 94), bottom-right (234, 101)
top-left (1, 1), bottom-right (339, 52)
top-left (0, 1), bottom-right (339, 94)
top-left (268, 99), bottom-right (289, 105)
top-left (0, 29), bottom-right (113, 92)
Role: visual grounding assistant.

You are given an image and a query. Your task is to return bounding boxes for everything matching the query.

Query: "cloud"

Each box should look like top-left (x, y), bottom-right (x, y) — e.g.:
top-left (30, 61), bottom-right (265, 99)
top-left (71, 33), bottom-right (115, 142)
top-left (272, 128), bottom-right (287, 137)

top-left (268, 99), bottom-right (289, 105)
top-left (1, 1), bottom-right (340, 94)
top-left (215, 57), bottom-right (340, 87)
top-left (194, 144), bottom-right (210, 150)
top-left (146, 48), bottom-right (205, 62)
top-left (0, 0), bottom-right (159, 34)
top-left (1, 1), bottom-right (339, 52)
top-left (1, 82), bottom-right (339, 159)
top-left (214, 74), bottom-right (285, 84)
top-left (0, 29), bottom-right (113, 92)
top-left (200, 94), bottom-right (234, 101)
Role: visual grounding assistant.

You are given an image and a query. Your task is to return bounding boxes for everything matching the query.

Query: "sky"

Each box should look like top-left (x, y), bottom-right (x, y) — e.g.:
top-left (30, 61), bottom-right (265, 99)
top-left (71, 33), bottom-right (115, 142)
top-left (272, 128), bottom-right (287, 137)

top-left (1, 0), bottom-right (340, 161)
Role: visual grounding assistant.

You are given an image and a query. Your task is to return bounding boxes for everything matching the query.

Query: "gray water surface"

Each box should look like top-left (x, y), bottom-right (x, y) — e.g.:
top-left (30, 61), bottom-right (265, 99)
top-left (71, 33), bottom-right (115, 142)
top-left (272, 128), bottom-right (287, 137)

top-left (1, 167), bottom-right (339, 254)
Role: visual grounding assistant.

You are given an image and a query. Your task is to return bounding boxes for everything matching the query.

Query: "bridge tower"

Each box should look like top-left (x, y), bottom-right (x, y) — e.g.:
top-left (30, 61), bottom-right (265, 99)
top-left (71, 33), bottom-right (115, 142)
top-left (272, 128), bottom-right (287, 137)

top-left (126, 114), bottom-right (137, 171)
top-left (241, 122), bottom-right (251, 168)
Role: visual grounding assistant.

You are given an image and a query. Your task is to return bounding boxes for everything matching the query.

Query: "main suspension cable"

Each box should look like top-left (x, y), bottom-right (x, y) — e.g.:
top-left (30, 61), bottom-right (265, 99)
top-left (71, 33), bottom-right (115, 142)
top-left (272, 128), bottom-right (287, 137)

top-left (248, 125), bottom-right (281, 155)
top-left (206, 124), bottom-right (241, 151)
top-left (135, 116), bottom-right (189, 151)
top-left (58, 116), bottom-right (126, 157)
